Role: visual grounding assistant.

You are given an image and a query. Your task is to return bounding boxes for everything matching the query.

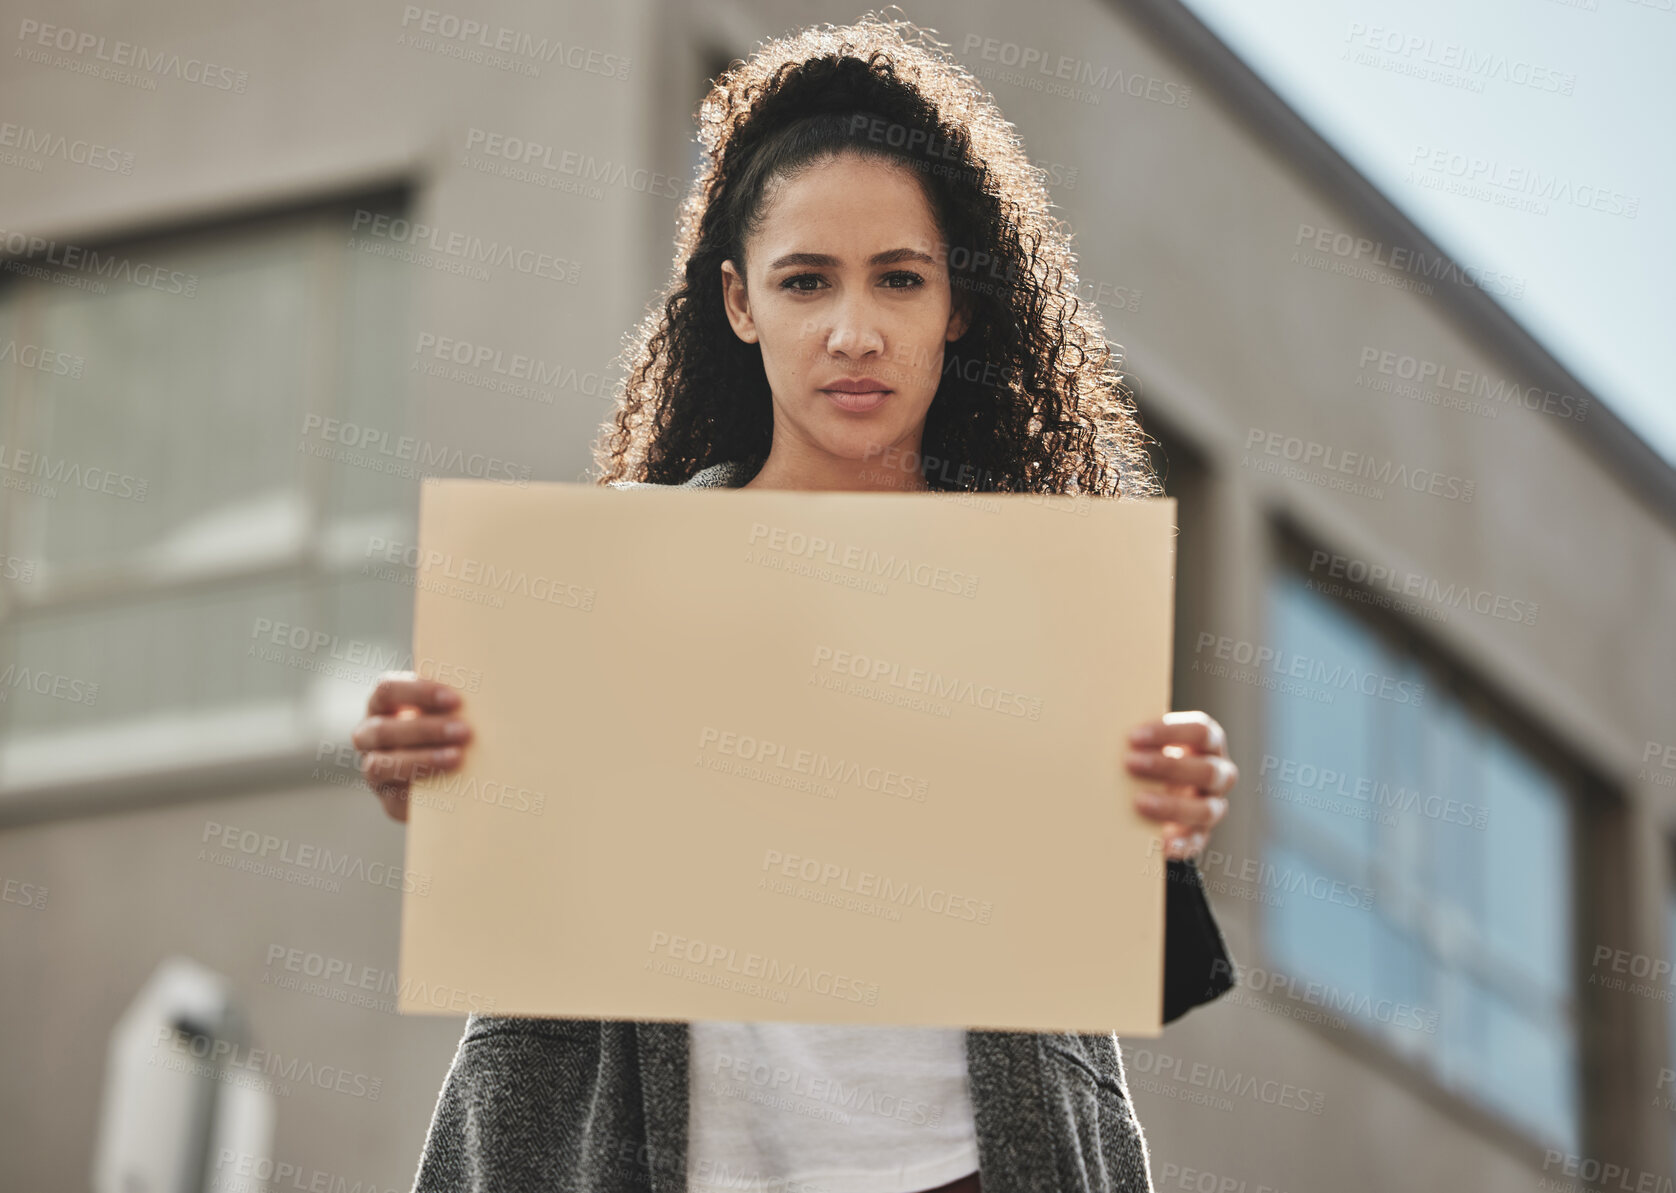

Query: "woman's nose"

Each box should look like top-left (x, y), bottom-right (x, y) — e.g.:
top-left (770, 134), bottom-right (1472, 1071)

top-left (824, 295), bottom-right (886, 357)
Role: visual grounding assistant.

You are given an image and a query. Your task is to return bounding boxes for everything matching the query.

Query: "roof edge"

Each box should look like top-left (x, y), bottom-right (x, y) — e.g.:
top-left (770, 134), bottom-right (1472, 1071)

top-left (1116, 0), bottom-right (1676, 526)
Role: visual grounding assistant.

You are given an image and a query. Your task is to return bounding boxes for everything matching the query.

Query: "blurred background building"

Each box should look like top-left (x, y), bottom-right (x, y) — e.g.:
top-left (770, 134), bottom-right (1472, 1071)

top-left (1, 1), bottom-right (1671, 1190)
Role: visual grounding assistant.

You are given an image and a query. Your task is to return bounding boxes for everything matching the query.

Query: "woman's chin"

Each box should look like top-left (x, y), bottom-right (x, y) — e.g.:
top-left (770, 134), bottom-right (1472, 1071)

top-left (809, 409), bottom-right (925, 456)
top-left (813, 431), bottom-right (902, 468)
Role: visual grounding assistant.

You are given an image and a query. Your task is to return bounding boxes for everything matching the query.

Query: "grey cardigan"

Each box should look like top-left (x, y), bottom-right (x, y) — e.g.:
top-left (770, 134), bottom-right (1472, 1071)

top-left (409, 460), bottom-right (1236, 1193)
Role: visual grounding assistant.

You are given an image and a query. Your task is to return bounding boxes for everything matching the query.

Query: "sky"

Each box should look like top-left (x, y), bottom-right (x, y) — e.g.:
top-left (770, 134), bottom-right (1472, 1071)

top-left (1178, 0), bottom-right (1675, 469)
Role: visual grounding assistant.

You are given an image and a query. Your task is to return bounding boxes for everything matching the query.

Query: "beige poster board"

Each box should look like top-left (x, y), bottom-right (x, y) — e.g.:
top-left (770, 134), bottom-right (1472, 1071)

top-left (398, 479), bottom-right (1177, 1035)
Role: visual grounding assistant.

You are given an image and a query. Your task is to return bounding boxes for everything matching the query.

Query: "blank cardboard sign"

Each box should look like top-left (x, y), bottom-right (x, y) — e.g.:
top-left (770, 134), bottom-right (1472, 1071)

top-left (398, 479), bottom-right (1176, 1035)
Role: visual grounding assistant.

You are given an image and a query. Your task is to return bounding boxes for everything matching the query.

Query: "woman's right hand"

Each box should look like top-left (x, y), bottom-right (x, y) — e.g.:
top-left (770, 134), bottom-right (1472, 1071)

top-left (352, 672), bottom-right (473, 823)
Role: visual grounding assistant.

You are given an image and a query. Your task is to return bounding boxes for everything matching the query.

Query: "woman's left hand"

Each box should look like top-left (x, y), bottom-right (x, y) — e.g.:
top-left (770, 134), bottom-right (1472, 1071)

top-left (1125, 711), bottom-right (1237, 862)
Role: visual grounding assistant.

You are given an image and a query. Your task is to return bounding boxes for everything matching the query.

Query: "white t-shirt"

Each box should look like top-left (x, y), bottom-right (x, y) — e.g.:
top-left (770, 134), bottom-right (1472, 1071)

top-left (687, 1021), bottom-right (980, 1193)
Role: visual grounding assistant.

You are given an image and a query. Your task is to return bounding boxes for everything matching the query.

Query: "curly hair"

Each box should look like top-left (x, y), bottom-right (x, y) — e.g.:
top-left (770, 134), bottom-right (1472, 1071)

top-left (589, 8), bottom-right (1161, 498)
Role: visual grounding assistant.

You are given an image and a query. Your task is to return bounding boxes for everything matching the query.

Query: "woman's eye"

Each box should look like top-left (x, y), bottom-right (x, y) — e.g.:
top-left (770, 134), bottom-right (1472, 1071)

top-left (778, 272), bottom-right (922, 292)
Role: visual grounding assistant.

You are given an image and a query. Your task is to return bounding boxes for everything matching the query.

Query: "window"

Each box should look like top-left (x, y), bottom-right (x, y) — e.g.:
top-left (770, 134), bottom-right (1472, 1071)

top-left (0, 192), bottom-right (413, 797)
top-left (1261, 564), bottom-right (1580, 1154)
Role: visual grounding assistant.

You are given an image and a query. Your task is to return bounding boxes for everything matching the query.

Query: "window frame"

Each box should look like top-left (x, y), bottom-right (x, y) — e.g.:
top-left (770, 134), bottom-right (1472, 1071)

top-left (1251, 520), bottom-right (1604, 1162)
top-left (0, 186), bottom-right (415, 818)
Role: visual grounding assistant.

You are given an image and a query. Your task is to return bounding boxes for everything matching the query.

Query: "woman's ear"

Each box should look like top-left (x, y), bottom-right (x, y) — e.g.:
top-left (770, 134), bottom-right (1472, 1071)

top-left (720, 259), bottom-right (758, 344)
top-left (946, 294), bottom-right (971, 342)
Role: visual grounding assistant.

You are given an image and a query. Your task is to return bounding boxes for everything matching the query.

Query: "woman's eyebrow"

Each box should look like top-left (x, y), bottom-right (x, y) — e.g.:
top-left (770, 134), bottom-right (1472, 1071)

top-left (767, 248), bottom-right (938, 269)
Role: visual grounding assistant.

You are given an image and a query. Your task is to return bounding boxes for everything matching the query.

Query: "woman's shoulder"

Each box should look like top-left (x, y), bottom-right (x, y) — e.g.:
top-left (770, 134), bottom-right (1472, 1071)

top-left (607, 460), bottom-right (744, 490)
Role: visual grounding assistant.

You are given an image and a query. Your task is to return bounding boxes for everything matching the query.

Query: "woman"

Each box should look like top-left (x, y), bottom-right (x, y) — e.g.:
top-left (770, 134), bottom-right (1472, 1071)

top-left (354, 14), bottom-right (1239, 1193)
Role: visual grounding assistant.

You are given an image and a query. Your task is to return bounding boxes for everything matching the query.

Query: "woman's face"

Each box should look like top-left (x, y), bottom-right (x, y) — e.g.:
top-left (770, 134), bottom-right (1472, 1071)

top-left (721, 152), bottom-right (968, 476)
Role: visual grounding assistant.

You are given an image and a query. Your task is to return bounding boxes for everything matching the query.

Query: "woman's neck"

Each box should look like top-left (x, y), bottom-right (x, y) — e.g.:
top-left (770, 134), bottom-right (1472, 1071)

top-left (742, 449), bottom-right (930, 493)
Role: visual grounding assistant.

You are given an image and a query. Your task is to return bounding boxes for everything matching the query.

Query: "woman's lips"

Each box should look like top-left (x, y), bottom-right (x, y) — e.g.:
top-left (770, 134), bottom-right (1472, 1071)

top-left (821, 387), bottom-right (892, 412)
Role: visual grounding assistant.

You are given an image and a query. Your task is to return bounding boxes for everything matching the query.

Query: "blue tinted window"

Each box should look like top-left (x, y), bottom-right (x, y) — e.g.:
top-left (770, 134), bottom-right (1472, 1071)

top-left (1263, 568), bottom-right (1578, 1153)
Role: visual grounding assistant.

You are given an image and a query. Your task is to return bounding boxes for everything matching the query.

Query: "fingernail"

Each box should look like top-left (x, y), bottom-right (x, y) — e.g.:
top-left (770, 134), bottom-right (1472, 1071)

top-left (444, 720), bottom-right (469, 739)
top-left (437, 688), bottom-right (461, 707)
top-left (1128, 724), bottom-right (1156, 745)
top-left (1127, 752), bottom-right (1158, 771)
